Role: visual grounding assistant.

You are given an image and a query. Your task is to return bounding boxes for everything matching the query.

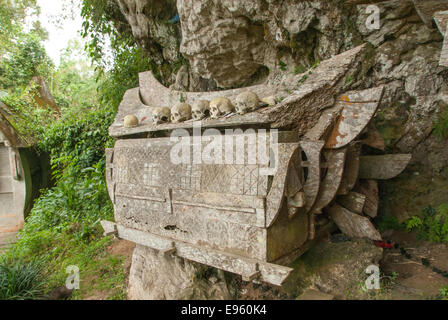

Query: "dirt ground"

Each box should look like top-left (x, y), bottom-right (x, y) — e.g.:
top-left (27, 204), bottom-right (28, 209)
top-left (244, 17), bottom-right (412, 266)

top-left (82, 239), bottom-right (135, 300)
top-left (380, 230), bottom-right (448, 300)
top-left (79, 231), bottom-right (448, 300)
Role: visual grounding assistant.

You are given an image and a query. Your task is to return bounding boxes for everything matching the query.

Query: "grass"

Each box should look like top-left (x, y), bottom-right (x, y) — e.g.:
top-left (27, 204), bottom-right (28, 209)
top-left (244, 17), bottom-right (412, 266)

top-left (1, 157), bottom-right (127, 300)
top-left (4, 230), bottom-right (127, 300)
top-left (0, 256), bottom-right (46, 300)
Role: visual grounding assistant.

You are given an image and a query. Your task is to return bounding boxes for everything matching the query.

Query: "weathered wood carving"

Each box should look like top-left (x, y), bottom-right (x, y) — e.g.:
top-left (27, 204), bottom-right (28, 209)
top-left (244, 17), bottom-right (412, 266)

top-left (102, 45), bottom-right (412, 286)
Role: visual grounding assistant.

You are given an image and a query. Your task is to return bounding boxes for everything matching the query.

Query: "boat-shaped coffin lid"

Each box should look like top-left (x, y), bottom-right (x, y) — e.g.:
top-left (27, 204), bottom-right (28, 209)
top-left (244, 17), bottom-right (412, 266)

top-left (139, 71), bottom-right (279, 109)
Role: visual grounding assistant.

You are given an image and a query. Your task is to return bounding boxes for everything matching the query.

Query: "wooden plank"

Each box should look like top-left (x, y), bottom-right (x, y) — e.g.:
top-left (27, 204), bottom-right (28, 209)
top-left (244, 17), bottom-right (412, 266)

top-left (257, 263), bottom-right (294, 286)
top-left (325, 87), bottom-right (384, 149)
top-left (441, 27), bottom-right (448, 67)
top-left (113, 223), bottom-right (294, 286)
top-left (434, 11), bottom-right (448, 35)
top-left (305, 105), bottom-right (343, 141)
top-left (327, 203), bottom-right (382, 241)
top-left (337, 192), bottom-right (366, 214)
top-left (354, 180), bottom-right (379, 218)
top-left (435, 12), bottom-right (448, 67)
top-left (266, 143), bottom-right (301, 228)
top-left (311, 148), bottom-right (347, 215)
top-left (359, 154), bottom-right (412, 180)
top-left (300, 141), bottom-right (325, 214)
top-left (117, 224), bottom-right (175, 251)
top-left (299, 141), bottom-right (324, 240)
top-left (337, 142), bottom-right (362, 195)
top-left (100, 220), bottom-right (117, 237)
top-left (273, 222), bottom-right (337, 267)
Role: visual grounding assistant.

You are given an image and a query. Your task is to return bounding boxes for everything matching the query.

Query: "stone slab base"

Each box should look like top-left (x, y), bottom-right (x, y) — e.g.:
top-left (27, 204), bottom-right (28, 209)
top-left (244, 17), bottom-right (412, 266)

top-left (127, 244), bottom-right (232, 300)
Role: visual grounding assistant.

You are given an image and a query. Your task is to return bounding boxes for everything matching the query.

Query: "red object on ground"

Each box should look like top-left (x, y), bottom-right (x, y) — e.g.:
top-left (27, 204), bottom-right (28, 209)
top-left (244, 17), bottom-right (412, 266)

top-left (374, 241), bottom-right (394, 249)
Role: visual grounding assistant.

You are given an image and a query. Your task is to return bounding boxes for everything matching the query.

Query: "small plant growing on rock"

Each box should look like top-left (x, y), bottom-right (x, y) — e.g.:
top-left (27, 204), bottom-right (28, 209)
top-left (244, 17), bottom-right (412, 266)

top-left (405, 205), bottom-right (448, 244)
top-left (440, 287), bottom-right (448, 300)
top-left (279, 61), bottom-right (287, 71)
top-left (434, 108), bottom-right (448, 139)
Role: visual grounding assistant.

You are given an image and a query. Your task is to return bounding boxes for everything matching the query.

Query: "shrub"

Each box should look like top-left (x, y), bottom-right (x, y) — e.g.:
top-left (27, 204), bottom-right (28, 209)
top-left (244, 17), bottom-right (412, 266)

top-left (23, 159), bottom-right (113, 238)
top-left (38, 106), bottom-right (115, 170)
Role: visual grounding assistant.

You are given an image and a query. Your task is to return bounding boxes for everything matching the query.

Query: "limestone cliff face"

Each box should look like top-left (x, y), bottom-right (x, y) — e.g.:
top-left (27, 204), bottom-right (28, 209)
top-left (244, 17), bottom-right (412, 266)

top-left (114, 0), bottom-right (448, 221)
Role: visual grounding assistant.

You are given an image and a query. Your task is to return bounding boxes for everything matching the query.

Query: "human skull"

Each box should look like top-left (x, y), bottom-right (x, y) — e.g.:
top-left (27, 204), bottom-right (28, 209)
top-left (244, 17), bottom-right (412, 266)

top-left (210, 97), bottom-right (234, 119)
top-left (123, 115), bottom-right (139, 128)
top-left (235, 91), bottom-right (260, 115)
top-left (192, 100), bottom-right (210, 121)
top-left (152, 107), bottom-right (171, 125)
top-left (171, 103), bottom-right (192, 123)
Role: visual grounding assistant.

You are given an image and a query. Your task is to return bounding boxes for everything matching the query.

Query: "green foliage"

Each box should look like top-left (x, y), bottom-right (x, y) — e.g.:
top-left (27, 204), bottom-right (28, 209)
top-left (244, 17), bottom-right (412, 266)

top-left (298, 75), bottom-right (308, 85)
top-left (24, 160), bottom-right (113, 236)
top-left (5, 231), bottom-right (125, 300)
top-left (52, 39), bottom-right (99, 111)
top-left (95, 45), bottom-right (151, 110)
top-left (345, 75), bottom-right (353, 85)
top-left (0, 32), bottom-right (54, 89)
top-left (0, 0), bottom-right (129, 300)
top-left (405, 216), bottom-right (423, 233)
top-left (434, 108), bottom-right (448, 139)
top-left (0, 86), bottom-right (58, 141)
top-left (80, 0), bottom-right (152, 110)
top-left (294, 65), bottom-right (306, 75)
top-left (279, 61), bottom-right (287, 71)
top-left (38, 106), bottom-right (115, 169)
top-left (0, 256), bottom-right (46, 300)
top-left (405, 205), bottom-right (448, 244)
top-left (440, 287), bottom-right (448, 299)
top-left (5, 104), bottom-right (119, 298)
top-left (0, 0), bottom-right (39, 57)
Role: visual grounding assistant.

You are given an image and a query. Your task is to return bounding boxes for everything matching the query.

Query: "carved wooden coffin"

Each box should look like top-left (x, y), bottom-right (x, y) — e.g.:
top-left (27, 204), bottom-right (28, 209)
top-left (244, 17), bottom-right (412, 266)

top-left (102, 45), bottom-right (412, 286)
top-left (104, 131), bottom-right (314, 285)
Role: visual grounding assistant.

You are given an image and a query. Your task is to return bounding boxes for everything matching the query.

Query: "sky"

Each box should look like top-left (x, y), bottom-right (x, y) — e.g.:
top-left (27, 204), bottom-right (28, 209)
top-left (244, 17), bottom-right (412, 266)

top-left (35, 0), bottom-right (85, 65)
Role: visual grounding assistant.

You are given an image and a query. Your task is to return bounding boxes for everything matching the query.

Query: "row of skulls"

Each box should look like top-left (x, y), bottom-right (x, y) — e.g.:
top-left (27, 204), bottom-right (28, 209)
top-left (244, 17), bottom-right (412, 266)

top-left (124, 91), bottom-right (269, 128)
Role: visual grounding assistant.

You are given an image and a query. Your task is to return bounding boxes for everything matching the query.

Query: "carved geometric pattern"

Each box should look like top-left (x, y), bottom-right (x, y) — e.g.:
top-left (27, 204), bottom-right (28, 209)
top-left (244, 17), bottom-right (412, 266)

top-left (230, 165), bottom-right (245, 195)
top-left (257, 174), bottom-right (268, 197)
top-left (180, 165), bottom-right (202, 191)
top-left (142, 163), bottom-right (160, 187)
top-left (116, 164), bottom-right (129, 184)
top-left (244, 165), bottom-right (259, 196)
